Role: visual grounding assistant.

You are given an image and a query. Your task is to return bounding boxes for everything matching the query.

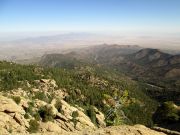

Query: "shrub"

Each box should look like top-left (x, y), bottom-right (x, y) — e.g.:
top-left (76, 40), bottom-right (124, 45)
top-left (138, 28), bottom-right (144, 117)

top-left (55, 99), bottom-right (62, 112)
top-left (24, 113), bottom-right (30, 119)
top-left (153, 101), bottom-right (179, 124)
top-left (27, 119), bottom-right (39, 133)
top-left (34, 112), bottom-right (41, 121)
top-left (86, 106), bottom-right (97, 125)
top-left (72, 111), bottom-right (78, 128)
top-left (34, 92), bottom-right (49, 102)
top-left (123, 103), bottom-right (153, 126)
top-left (105, 110), bottom-right (117, 126)
top-left (12, 96), bottom-right (21, 104)
top-left (25, 102), bottom-right (35, 115)
top-left (72, 111), bottom-right (79, 118)
top-left (38, 105), bottom-right (55, 122)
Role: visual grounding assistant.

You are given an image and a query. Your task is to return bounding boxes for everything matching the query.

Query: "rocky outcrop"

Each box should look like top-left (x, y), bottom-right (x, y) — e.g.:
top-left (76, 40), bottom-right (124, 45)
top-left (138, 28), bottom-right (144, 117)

top-left (0, 96), bottom-right (28, 134)
top-left (39, 121), bottom-right (66, 133)
top-left (0, 112), bottom-right (27, 134)
top-left (0, 95), bottom-right (25, 114)
top-left (69, 125), bottom-right (167, 135)
top-left (55, 99), bottom-right (96, 131)
top-left (0, 79), bottom-right (104, 134)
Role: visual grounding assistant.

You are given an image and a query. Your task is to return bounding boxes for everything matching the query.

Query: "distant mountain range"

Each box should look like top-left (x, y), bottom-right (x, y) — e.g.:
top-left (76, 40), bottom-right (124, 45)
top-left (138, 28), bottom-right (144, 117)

top-left (39, 45), bottom-right (180, 104)
top-left (0, 33), bottom-right (180, 61)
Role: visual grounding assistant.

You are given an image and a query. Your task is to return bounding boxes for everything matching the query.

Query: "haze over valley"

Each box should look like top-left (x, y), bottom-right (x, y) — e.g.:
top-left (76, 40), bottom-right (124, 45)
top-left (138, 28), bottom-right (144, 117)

top-left (0, 0), bottom-right (180, 134)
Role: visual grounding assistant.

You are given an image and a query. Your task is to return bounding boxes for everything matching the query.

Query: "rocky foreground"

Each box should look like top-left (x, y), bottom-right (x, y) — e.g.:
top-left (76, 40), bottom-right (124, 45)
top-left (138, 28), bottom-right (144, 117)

top-left (61, 125), bottom-right (168, 135)
top-left (0, 79), bottom-right (178, 135)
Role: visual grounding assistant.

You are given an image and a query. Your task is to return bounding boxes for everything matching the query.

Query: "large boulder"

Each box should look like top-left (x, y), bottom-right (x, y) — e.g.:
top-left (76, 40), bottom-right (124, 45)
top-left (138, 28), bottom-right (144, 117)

top-left (0, 95), bottom-right (25, 114)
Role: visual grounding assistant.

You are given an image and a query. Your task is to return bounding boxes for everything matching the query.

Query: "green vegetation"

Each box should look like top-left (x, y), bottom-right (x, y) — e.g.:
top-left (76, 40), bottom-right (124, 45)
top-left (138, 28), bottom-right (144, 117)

top-left (11, 96), bottom-right (21, 104)
top-left (38, 105), bottom-right (55, 122)
top-left (27, 119), bottom-right (39, 133)
top-left (72, 111), bottom-right (79, 127)
top-left (153, 101), bottom-right (180, 125)
top-left (25, 101), bottom-right (35, 116)
top-left (33, 91), bottom-right (50, 103)
top-left (86, 106), bottom-right (97, 125)
top-left (0, 61), bottom-right (42, 90)
top-left (0, 61), bottom-right (157, 126)
top-left (24, 113), bottom-right (30, 119)
top-left (55, 99), bottom-right (62, 112)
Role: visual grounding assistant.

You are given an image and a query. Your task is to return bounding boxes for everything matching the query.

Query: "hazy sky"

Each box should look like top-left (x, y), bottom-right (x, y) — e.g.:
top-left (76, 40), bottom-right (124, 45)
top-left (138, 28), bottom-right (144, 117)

top-left (0, 0), bottom-right (180, 34)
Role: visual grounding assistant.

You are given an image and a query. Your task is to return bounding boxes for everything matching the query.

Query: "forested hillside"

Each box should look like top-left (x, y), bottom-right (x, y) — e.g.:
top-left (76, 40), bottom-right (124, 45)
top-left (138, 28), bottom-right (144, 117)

top-left (0, 61), bottom-right (157, 127)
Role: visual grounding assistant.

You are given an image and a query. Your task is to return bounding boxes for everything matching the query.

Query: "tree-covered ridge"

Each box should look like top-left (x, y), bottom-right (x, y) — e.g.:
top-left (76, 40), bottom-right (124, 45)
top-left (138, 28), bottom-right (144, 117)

top-left (0, 61), bottom-right (157, 126)
top-left (0, 61), bottom-right (43, 90)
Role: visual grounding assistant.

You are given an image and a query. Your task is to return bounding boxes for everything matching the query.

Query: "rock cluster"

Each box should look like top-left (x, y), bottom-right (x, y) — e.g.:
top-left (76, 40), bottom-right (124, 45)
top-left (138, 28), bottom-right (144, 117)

top-left (0, 79), bottom-right (105, 134)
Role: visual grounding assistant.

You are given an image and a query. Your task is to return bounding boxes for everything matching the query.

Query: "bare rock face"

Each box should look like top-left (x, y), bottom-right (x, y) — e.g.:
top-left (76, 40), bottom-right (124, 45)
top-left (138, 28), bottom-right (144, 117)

top-left (0, 112), bottom-right (27, 134)
top-left (0, 95), bottom-right (25, 114)
top-left (76, 114), bottom-right (95, 129)
top-left (39, 121), bottom-right (66, 133)
top-left (0, 95), bottom-right (28, 134)
top-left (14, 113), bottom-right (29, 128)
top-left (57, 99), bottom-right (96, 130)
